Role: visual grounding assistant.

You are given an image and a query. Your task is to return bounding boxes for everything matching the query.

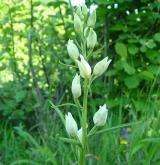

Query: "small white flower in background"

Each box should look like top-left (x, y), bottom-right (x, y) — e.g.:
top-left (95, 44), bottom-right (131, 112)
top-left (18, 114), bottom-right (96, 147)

top-left (77, 128), bottom-right (82, 143)
top-left (93, 104), bottom-right (108, 126)
top-left (87, 28), bottom-right (97, 49)
top-left (74, 13), bottom-right (83, 35)
top-left (126, 10), bottom-right (130, 15)
top-left (71, 74), bottom-right (81, 98)
top-left (89, 4), bottom-right (98, 13)
top-left (67, 40), bottom-right (79, 60)
top-left (107, 5), bottom-right (111, 9)
top-left (114, 3), bottom-right (118, 9)
top-left (76, 55), bottom-right (91, 79)
top-left (69, 0), bottom-right (85, 7)
top-left (87, 9), bottom-right (96, 27)
top-left (134, 9), bottom-right (138, 15)
top-left (93, 57), bottom-right (111, 77)
top-left (65, 112), bottom-right (78, 136)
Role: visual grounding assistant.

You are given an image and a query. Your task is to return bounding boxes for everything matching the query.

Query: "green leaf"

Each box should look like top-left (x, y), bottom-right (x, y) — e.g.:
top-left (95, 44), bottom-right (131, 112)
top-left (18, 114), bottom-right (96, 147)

top-left (115, 42), bottom-right (128, 59)
top-left (59, 137), bottom-right (81, 146)
top-left (0, 64), bottom-right (6, 71)
top-left (139, 71), bottom-right (154, 80)
top-left (124, 76), bottom-right (139, 89)
top-left (122, 60), bottom-right (135, 75)
top-left (146, 40), bottom-right (156, 49)
top-left (15, 90), bottom-right (26, 102)
top-left (89, 121), bottom-right (142, 136)
top-left (154, 33), bottom-right (160, 42)
top-left (141, 138), bottom-right (160, 143)
top-left (140, 45), bottom-right (147, 52)
top-left (145, 50), bottom-right (158, 60)
top-left (128, 45), bottom-right (139, 55)
top-left (131, 144), bottom-right (144, 156)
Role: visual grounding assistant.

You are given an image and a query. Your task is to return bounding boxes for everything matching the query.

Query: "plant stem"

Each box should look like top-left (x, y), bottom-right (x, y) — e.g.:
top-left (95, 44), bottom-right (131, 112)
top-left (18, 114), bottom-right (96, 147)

top-left (79, 79), bottom-right (88, 165)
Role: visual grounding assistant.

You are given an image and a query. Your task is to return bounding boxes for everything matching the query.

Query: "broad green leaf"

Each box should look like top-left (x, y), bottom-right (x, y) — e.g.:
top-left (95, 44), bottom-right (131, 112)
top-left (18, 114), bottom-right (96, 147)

top-left (124, 76), bottom-right (139, 89)
top-left (139, 71), bottom-right (154, 80)
top-left (145, 50), bottom-right (158, 60)
top-left (128, 45), bottom-right (139, 55)
top-left (154, 33), bottom-right (160, 42)
top-left (122, 60), bottom-right (135, 75)
top-left (115, 42), bottom-right (128, 59)
top-left (146, 40), bottom-right (156, 49)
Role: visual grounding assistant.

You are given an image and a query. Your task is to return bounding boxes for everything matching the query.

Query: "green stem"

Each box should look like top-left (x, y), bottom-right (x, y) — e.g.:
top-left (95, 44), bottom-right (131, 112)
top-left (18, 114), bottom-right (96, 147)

top-left (79, 79), bottom-right (88, 165)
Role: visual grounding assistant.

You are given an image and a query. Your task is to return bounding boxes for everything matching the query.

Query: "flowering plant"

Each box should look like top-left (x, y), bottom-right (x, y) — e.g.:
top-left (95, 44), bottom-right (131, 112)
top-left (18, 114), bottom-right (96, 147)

top-left (63, 4), bottom-right (111, 164)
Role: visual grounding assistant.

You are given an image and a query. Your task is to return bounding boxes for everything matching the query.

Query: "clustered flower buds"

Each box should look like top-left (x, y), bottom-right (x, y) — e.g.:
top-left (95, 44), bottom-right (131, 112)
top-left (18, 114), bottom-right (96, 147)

top-left (65, 3), bottom-right (112, 156)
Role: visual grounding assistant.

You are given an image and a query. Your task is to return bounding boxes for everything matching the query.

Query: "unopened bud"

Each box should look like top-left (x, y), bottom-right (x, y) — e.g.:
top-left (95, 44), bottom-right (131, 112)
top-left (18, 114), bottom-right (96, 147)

top-left (74, 14), bottom-right (83, 35)
top-left (82, 4), bottom-right (88, 17)
top-left (87, 28), bottom-right (97, 48)
top-left (76, 7), bottom-right (84, 20)
top-left (93, 57), bottom-right (111, 77)
top-left (76, 55), bottom-right (91, 79)
top-left (67, 40), bottom-right (79, 60)
top-left (65, 112), bottom-right (78, 136)
top-left (84, 27), bottom-right (90, 37)
top-left (93, 104), bottom-right (108, 126)
top-left (87, 9), bottom-right (96, 27)
top-left (71, 74), bottom-right (81, 98)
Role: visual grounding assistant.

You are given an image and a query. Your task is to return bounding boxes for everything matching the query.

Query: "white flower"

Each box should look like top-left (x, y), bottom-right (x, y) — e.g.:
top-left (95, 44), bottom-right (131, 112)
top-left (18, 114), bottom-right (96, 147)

top-left (67, 40), bottom-right (79, 60)
top-left (87, 28), bottom-right (97, 48)
top-left (93, 104), bottom-right (108, 126)
top-left (69, 0), bottom-right (85, 7)
top-left (76, 55), bottom-right (91, 79)
top-left (77, 128), bottom-right (82, 143)
top-left (89, 4), bottom-right (98, 13)
top-left (87, 9), bottom-right (96, 27)
top-left (71, 74), bottom-right (81, 98)
top-left (93, 57), bottom-right (111, 77)
top-left (65, 112), bottom-right (78, 136)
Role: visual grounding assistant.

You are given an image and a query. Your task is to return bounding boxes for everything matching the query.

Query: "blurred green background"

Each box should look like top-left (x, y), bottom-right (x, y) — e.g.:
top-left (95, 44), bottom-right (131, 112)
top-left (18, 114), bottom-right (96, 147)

top-left (0, 0), bottom-right (160, 164)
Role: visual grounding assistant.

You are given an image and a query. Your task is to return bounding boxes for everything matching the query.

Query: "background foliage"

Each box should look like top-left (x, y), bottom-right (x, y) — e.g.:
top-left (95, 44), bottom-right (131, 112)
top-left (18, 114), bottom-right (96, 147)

top-left (0, 0), bottom-right (160, 164)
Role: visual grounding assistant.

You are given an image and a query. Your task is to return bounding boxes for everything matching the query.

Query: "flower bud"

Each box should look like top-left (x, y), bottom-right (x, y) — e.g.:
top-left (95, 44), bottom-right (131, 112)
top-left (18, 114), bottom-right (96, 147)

top-left (65, 112), bottom-right (78, 136)
top-left (71, 74), bottom-right (81, 98)
top-left (67, 40), bottom-right (79, 60)
top-left (76, 7), bottom-right (84, 20)
top-left (76, 55), bottom-right (91, 79)
top-left (74, 14), bottom-right (83, 35)
top-left (87, 28), bottom-right (97, 48)
top-left (93, 104), bottom-right (108, 126)
top-left (84, 27), bottom-right (90, 38)
top-left (87, 9), bottom-right (96, 27)
top-left (82, 4), bottom-right (88, 17)
top-left (93, 57), bottom-right (111, 77)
